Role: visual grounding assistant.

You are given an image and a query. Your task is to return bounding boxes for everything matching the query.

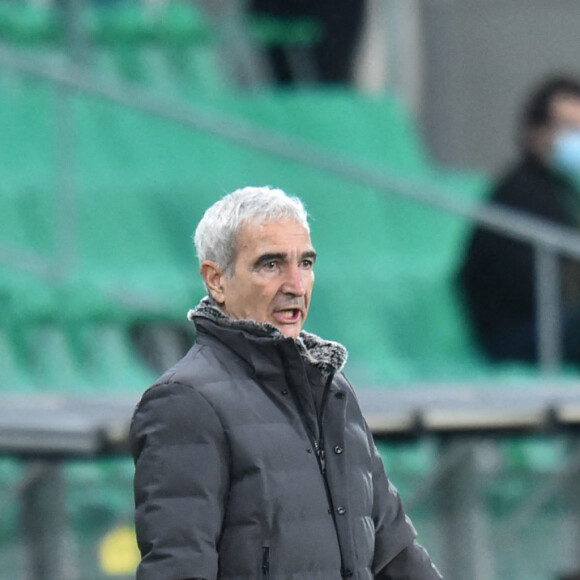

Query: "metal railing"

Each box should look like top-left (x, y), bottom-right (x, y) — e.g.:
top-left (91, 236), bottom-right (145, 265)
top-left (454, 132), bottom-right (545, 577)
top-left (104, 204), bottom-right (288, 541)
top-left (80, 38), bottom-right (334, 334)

top-left (5, 384), bottom-right (580, 580)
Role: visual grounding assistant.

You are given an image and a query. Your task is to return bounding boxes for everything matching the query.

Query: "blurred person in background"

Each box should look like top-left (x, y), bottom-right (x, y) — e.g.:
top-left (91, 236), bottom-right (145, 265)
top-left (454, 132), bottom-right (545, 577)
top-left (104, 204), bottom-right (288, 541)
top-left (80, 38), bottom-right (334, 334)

top-left (248, 0), bottom-right (365, 84)
top-left (130, 186), bottom-right (442, 580)
top-left (458, 75), bottom-right (580, 364)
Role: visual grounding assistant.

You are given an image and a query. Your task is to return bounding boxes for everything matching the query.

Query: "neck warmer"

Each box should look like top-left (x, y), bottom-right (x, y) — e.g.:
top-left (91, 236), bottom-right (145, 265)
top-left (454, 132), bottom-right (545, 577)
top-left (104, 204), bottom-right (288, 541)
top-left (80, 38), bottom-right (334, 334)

top-left (187, 296), bottom-right (348, 373)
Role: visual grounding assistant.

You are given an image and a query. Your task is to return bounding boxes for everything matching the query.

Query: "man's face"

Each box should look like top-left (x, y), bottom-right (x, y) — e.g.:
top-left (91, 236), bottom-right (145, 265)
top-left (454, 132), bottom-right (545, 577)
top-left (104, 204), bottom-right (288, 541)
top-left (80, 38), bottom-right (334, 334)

top-left (543, 95), bottom-right (580, 174)
top-left (213, 218), bottom-right (316, 339)
top-left (529, 95), bottom-right (580, 162)
top-left (534, 95), bottom-right (580, 160)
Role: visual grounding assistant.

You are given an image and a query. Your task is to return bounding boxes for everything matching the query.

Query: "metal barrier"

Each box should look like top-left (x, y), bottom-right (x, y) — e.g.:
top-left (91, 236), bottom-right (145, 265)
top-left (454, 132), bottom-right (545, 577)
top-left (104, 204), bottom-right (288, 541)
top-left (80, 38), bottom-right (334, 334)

top-left (4, 384), bottom-right (580, 580)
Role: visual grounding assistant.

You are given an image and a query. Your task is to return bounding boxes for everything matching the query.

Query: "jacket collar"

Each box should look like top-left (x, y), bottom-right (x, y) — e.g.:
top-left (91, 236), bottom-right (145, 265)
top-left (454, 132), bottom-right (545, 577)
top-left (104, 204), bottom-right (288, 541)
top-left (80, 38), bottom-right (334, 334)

top-left (187, 296), bottom-right (348, 373)
top-left (522, 152), bottom-right (576, 187)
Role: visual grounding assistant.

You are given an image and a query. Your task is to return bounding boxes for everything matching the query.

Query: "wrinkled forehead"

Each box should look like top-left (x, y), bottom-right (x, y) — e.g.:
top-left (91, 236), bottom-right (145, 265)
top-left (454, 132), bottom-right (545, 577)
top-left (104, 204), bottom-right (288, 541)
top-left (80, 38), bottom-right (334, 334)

top-left (235, 217), bottom-right (313, 254)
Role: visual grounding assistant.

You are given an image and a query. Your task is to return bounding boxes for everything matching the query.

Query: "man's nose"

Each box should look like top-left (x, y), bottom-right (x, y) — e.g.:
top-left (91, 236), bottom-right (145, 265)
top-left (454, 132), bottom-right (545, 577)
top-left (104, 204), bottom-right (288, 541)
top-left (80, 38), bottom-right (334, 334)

top-left (282, 266), bottom-right (306, 296)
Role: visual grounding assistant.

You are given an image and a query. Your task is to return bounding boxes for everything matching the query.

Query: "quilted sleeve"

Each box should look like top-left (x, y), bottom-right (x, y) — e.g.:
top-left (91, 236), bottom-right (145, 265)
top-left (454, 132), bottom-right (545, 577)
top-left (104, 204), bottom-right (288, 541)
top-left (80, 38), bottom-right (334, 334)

top-left (131, 382), bottom-right (229, 580)
top-left (376, 540), bottom-right (443, 579)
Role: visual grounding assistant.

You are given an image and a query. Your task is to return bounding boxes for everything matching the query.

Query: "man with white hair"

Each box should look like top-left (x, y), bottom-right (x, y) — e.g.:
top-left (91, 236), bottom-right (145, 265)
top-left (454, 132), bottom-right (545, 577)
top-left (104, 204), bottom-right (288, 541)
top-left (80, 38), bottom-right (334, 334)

top-left (131, 186), bottom-right (442, 580)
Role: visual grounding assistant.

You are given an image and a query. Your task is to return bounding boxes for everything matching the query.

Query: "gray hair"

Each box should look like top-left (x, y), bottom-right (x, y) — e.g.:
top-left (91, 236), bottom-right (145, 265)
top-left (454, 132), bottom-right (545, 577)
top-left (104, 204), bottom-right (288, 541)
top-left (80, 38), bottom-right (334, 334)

top-left (194, 186), bottom-right (310, 276)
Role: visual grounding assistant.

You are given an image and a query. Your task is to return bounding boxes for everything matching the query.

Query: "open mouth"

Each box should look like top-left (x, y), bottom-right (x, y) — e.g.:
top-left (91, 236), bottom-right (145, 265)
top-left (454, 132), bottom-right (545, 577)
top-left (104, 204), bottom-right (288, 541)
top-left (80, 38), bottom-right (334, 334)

top-left (272, 308), bottom-right (302, 324)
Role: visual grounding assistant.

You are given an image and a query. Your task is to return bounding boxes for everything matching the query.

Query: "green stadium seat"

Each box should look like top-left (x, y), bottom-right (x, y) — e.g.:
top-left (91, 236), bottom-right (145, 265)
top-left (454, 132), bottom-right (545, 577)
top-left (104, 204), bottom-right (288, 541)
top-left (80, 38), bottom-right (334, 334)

top-left (249, 15), bottom-right (323, 48)
top-left (156, 1), bottom-right (214, 48)
top-left (86, 1), bottom-right (154, 83)
top-left (86, 0), bottom-right (218, 92)
top-left (0, 2), bottom-right (62, 47)
top-left (88, 1), bottom-right (157, 48)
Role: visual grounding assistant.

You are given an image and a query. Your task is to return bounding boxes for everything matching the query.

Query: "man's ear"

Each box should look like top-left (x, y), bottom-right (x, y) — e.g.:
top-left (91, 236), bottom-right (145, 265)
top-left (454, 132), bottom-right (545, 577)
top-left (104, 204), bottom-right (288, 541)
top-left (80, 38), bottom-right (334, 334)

top-left (200, 261), bottom-right (226, 304)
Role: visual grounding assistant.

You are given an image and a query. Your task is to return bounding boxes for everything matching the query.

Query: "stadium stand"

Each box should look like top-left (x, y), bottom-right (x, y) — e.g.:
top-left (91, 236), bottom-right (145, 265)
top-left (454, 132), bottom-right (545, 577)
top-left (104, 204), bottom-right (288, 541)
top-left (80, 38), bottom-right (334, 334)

top-left (0, 70), bottom-right (492, 388)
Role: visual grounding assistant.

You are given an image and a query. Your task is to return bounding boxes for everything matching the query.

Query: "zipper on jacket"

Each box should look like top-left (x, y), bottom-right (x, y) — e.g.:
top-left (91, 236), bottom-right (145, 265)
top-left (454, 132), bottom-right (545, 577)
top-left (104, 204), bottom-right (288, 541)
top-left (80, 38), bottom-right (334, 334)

top-left (316, 372), bottom-right (348, 579)
top-left (286, 363), bottom-right (347, 578)
top-left (262, 546), bottom-right (270, 580)
top-left (314, 372), bottom-right (333, 474)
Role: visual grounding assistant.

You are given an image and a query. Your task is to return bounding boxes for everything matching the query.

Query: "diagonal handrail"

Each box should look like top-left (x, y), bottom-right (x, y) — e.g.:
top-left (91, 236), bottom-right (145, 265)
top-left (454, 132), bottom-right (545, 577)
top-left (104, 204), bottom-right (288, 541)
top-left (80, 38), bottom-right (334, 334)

top-left (1, 44), bottom-right (580, 258)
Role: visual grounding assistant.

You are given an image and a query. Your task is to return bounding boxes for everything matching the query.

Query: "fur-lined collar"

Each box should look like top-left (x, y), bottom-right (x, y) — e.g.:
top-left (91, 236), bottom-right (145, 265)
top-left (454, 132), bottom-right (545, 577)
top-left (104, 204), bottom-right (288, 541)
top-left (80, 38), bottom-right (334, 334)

top-left (188, 296), bottom-right (348, 373)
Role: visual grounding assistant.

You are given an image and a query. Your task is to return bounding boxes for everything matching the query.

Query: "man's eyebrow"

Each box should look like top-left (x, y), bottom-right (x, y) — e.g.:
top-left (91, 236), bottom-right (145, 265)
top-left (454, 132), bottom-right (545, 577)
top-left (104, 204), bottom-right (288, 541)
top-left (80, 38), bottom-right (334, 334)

top-left (253, 253), bottom-right (287, 269)
top-left (252, 251), bottom-right (317, 269)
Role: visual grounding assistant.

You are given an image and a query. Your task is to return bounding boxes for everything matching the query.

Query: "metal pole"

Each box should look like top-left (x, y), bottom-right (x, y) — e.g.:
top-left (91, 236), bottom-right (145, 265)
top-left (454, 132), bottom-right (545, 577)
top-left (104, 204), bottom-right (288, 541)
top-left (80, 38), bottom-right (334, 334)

top-left (54, 85), bottom-right (78, 283)
top-left (56, 0), bottom-right (89, 65)
top-left (21, 461), bottom-right (70, 580)
top-left (214, 0), bottom-right (271, 87)
top-left (563, 436), bottom-right (580, 573)
top-left (53, 0), bottom-right (83, 284)
top-left (435, 438), bottom-right (494, 580)
top-left (535, 246), bottom-right (562, 374)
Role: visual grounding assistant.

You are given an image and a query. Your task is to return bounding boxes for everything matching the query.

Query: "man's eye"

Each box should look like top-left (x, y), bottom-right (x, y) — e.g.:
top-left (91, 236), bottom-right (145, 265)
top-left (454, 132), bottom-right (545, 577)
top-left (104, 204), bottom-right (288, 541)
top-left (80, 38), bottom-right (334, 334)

top-left (263, 261), bottom-right (278, 270)
top-left (301, 259), bottom-right (314, 269)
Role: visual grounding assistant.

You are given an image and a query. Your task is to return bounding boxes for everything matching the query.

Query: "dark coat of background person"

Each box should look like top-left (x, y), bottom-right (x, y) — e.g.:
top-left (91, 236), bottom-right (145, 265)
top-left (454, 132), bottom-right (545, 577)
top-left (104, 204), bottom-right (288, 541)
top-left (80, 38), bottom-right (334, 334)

top-left (130, 304), bottom-right (441, 580)
top-left (458, 153), bottom-right (580, 362)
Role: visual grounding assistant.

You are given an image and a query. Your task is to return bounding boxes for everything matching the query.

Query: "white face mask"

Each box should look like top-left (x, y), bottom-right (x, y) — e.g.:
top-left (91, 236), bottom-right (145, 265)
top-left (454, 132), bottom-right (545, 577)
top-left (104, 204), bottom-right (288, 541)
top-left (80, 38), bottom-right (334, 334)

top-left (552, 129), bottom-right (580, 178)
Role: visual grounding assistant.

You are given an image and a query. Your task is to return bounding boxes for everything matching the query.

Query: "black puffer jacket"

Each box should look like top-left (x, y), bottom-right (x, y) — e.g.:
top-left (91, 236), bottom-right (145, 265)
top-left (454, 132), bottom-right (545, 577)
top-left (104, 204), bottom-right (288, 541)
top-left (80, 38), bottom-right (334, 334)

top-left (131, 300), bottom-right (441, 580)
